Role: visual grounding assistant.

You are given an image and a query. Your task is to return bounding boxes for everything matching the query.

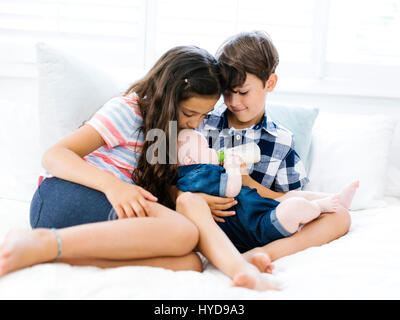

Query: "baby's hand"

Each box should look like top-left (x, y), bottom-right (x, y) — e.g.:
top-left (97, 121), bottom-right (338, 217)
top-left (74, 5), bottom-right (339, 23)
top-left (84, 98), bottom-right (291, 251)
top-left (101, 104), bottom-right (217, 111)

top-left (240, 161), bottom-right (249, 176)
top-left (105, 180), bottom-right (158, 219)
top-left (224, 154), bottom-right (249, 174)
top-left (223, 154), bottom-right (243, 169)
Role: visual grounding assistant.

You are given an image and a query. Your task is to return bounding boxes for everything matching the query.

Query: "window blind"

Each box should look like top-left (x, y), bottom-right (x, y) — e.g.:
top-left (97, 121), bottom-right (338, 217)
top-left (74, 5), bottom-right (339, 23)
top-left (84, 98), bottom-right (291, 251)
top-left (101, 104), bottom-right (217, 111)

top-left (1, 0), bottom-right (399, 98)
top-left (147, 0), bottom-right (316, 77)
top-left (0, 0), bottom-right (147, 78)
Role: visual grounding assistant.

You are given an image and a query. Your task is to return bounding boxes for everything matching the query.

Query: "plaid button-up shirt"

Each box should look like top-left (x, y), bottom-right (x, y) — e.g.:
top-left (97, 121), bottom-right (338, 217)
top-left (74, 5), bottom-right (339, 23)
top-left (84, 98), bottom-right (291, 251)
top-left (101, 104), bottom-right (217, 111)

top-left (197, 103), bottom-right (309, 192)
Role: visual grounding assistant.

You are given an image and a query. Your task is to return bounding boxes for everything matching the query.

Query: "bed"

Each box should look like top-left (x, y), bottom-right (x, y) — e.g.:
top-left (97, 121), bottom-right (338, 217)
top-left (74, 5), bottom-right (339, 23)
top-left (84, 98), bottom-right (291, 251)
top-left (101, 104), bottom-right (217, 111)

top-left (0, 43), bottom-right (399, 300)
top-left (1, 197), bottom-right (399, 300)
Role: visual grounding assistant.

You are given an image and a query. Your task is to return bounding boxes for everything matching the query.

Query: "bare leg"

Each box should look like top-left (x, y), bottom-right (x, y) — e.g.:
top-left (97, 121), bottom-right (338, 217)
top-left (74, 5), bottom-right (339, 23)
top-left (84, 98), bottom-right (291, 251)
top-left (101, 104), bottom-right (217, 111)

top-left (276, 181), bottom-right (359, 210)
top-left (175, 192), bottom-right (278, 291)
top-left (0, 201), bottom-right (199, 277)
top-left (243, 205), bottom-right (351, 262)
top-left (60, 252), bottom-right (203, 272)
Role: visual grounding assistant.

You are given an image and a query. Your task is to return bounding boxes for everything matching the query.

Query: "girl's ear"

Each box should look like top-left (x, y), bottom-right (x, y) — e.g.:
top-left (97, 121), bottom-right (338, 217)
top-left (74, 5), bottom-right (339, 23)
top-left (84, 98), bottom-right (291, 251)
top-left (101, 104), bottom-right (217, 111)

top-left (265, 73), bottom-right (278, 92)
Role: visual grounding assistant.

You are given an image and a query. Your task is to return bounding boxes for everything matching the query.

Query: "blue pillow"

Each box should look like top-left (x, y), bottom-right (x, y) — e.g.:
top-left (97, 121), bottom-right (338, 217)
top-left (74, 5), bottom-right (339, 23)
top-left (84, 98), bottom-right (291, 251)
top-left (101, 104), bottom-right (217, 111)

top-left (266, 103), bottom-right (319, 173)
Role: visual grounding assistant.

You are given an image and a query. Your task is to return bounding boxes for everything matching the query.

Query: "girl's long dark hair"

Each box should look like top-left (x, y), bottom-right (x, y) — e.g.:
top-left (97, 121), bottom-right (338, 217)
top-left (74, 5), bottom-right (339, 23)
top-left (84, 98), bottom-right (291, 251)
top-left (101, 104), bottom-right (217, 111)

top-left (125, 46), bottom-right (223, 209)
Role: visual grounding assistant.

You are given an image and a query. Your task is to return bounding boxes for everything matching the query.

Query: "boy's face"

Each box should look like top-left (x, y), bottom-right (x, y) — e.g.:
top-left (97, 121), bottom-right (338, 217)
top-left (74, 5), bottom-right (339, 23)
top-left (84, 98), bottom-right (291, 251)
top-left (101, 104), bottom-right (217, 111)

top-left (224, 73), bottom-right (277, 128)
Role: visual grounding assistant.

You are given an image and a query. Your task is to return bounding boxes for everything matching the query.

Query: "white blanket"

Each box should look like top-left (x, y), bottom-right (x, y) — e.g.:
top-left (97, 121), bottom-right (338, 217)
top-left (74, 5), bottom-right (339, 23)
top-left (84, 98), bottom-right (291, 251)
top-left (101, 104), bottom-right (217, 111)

top-left (1, 197), bottom-right (399, 300)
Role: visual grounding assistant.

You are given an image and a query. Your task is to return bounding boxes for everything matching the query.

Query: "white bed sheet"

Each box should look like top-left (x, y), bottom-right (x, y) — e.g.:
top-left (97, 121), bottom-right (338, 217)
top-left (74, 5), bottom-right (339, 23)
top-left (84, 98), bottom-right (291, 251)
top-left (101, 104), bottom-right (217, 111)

top-left (0, 197), bottom-right (399, 300)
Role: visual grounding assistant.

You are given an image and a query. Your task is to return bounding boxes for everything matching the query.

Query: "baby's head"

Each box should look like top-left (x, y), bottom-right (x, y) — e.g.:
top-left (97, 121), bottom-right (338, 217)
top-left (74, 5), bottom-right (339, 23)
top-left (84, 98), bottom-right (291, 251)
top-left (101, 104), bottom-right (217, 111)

top-left (177, 129), bottom-right (219, 166)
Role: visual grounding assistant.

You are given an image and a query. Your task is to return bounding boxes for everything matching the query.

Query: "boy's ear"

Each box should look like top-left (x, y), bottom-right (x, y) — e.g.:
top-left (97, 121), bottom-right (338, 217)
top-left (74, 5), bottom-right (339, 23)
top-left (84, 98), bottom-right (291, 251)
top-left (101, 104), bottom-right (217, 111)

top-left (265, 74), bottom-right (278, 92)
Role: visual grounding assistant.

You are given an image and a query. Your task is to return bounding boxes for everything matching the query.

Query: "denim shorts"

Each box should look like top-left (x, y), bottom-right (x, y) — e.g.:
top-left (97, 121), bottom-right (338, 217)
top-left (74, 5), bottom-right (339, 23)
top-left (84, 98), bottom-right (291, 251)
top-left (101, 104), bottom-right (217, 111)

top-left (218, 186), bottom-right (291, 253)
top-left (177, 164), bottom-right (291, 253)
top-left (30, 177), bottom-right (118, 229)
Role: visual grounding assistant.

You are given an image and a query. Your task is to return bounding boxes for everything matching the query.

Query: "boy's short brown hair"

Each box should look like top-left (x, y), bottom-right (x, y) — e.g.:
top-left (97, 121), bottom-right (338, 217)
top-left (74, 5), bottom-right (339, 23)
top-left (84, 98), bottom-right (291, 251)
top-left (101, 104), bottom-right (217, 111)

top-left (216, 30), bottom-right (279, 91)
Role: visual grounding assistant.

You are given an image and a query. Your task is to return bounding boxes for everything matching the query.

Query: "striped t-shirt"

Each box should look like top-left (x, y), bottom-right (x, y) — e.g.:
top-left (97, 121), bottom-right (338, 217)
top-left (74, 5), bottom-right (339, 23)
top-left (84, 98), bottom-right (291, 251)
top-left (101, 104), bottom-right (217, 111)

top-left (84, 93), bottom-right (144, 184)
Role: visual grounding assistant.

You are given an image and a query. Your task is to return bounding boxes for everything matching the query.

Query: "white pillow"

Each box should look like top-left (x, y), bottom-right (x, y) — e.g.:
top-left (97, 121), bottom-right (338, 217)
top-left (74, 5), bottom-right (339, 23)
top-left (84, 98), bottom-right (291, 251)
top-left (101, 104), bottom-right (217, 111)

top-left (385, 120), bottom-right (400, 197)
top-left (304, 113), bottom-right (396, 210)
top-left (36, 43), bottom-right (138, 155)
top-left (0, 99), bottom-right (41, 201)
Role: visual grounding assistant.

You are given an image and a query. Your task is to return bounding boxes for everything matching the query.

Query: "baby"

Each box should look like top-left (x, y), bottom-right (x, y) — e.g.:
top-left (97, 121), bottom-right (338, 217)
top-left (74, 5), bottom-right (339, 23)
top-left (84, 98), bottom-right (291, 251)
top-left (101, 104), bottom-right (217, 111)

top-left (177, 129), bottom-right (359, 253)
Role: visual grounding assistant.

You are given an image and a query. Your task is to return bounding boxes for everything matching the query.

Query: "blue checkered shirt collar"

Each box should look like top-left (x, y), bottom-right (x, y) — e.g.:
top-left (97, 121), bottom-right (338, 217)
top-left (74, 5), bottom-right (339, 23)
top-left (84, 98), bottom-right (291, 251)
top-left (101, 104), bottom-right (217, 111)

top-left (205, 104), bottom-right (279, 138)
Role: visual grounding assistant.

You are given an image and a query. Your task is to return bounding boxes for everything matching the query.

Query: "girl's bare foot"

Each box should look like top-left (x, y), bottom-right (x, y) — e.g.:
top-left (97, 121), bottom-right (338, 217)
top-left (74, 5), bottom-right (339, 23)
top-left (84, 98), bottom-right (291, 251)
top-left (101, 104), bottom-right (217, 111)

top-left (339, 181), bottom-right (360, 209)
top-left (243, 251), bottom-right (274, 274)
top-left (0, 229), bottom-right (58, 277)
top-left (232, 264), bottom-right (279, 291)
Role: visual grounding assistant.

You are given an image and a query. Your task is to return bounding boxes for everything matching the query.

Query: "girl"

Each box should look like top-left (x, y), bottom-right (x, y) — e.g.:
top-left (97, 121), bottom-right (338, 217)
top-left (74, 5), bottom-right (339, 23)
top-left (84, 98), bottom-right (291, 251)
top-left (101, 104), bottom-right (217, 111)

top-left (0, 45), bottom-right (276, 291)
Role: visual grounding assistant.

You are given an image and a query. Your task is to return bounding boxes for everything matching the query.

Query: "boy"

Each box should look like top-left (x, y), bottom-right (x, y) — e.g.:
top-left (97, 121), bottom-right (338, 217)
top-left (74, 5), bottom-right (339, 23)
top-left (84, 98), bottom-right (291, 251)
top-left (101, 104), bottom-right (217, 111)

top-left (196, 31), bottom-right (351, 263)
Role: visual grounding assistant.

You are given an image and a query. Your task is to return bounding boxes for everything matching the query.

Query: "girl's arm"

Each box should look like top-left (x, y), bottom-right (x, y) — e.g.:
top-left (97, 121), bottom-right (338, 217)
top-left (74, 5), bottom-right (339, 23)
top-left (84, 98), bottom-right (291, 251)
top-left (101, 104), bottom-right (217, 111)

top-left (42, 124), bottom-right (157, 218)
top-left (43, 124), bottom-right (118, 192)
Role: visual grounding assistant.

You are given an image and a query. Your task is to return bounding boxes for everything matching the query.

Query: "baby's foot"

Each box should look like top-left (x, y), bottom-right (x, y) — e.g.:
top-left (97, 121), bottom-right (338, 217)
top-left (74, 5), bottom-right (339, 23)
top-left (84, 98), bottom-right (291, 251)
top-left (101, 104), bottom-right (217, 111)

top-left (314, 194), bottom-right (340, 213)
top-left (243, 251), bottom-right (274, 274)
top-left (232, 265), bottom-right (279, 291)
top-left (339, 181), bottom-right (360, 209)
top-left (0, 229), bottom-right (58, 277)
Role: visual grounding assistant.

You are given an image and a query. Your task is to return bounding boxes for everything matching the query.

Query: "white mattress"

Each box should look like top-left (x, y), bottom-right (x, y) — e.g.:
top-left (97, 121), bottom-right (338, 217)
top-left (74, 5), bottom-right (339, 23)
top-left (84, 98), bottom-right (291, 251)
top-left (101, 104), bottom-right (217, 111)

top-left (0, 197), bottom-right (399, 300)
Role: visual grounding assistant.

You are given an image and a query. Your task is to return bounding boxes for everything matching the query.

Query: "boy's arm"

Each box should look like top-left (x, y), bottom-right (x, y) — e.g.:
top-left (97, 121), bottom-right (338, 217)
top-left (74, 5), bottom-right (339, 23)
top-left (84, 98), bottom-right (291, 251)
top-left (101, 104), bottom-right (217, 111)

top-left (241, 166), bottom-right (286, 199)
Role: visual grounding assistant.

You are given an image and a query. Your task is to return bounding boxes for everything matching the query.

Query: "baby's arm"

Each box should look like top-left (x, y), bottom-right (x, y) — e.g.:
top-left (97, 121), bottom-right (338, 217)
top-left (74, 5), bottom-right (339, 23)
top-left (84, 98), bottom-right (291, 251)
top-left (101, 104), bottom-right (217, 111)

top-left (223, 154), bottom-right (243, 198)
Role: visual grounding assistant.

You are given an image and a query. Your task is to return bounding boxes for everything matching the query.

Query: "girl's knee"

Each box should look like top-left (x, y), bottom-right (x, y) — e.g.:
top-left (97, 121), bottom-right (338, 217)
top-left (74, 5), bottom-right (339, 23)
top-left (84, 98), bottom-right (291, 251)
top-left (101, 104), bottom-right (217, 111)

top-left (176, 192), bottom-right (204, 207)
top-left (29, 190), bottom-right (43, 228)
top-left (176, 192), bottom-right (210, 217)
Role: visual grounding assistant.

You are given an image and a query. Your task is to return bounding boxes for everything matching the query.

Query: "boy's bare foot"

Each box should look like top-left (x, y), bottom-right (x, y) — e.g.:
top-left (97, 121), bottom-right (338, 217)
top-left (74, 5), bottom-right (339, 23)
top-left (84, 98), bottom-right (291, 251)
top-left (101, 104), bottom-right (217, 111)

top-left (232, 264), bottom-right (279, 291)
top-left (339, 180), bottom-right (360, 209)
top-left (314, 194), bottom-right (340, 213)
top-left (0, 229), bottom-right (58, 277)
top-left (243, 251), bottom-right (274, 274)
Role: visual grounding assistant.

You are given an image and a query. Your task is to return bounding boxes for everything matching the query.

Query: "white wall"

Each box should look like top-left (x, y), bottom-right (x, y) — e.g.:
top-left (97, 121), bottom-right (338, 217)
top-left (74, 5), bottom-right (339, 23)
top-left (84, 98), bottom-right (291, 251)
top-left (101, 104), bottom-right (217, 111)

top-left (270, 92), bottom-right (400, 118)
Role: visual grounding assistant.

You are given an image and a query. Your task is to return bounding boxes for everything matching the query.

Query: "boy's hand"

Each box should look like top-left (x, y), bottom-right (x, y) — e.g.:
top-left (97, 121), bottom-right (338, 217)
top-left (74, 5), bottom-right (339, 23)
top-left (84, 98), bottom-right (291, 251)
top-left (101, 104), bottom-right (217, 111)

top-left (105, 180), bottom-right (158, 219)
top-left (196, 192), bottom-right (237, 223)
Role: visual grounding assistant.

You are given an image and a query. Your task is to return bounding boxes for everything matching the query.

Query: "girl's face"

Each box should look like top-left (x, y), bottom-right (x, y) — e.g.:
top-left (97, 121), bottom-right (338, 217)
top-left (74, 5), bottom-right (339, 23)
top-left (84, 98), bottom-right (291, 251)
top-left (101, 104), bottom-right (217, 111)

top-left (178, 95), bottom-right (219, 130)
top-left (223, 73), bottom-right (277, 129)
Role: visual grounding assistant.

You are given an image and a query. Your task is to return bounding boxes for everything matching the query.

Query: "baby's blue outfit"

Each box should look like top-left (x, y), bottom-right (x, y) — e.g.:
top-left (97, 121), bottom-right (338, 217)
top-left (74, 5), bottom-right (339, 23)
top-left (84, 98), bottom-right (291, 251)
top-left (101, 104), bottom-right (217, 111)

top-left (177, 164), bottom-right (293, 253)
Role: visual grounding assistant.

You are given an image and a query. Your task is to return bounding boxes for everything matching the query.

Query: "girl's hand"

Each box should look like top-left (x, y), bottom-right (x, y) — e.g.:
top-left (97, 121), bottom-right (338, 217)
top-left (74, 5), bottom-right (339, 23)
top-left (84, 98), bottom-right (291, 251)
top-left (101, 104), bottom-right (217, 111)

top-left (105, 180), bottom-right (158, 219)
top-left (196, 192), bottom-right (237, 223)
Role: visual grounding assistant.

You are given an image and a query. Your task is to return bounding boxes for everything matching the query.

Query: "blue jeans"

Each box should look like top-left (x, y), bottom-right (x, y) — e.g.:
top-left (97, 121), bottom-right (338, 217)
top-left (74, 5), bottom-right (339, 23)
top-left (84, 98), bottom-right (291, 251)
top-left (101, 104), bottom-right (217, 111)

top-left (177, 164), bottom-right (291, 252)
top-left (30, 177), bottom-right (117, 229)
